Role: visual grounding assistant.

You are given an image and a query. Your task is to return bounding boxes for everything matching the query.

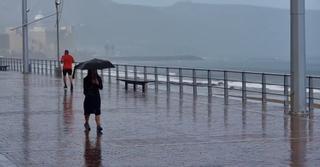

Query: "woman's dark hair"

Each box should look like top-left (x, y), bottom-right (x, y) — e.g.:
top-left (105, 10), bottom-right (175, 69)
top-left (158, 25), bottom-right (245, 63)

top-left (87, 69), bottom-right (99, 79)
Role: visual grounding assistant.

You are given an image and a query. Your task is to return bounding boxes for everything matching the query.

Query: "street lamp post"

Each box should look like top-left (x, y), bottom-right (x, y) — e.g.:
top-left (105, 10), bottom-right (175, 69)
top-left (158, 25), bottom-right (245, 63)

top-left (55, 0), bottom-right (61, 76)
top-left (290, 0), bottom-right (307, 114)
top-left (22, 0), bottom-right (30, 73)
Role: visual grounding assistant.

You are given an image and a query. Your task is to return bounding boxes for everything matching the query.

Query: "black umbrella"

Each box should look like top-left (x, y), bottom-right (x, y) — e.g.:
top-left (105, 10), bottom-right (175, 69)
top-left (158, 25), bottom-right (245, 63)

top-left (74, 58), bottom-right (115, 70)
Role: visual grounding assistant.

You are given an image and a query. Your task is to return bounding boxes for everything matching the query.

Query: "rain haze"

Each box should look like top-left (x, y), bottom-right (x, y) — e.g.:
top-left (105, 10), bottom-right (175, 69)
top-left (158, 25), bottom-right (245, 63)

top-left (0, 0), bottom-right (319, 73)
top-left (1, 2), bottom-right (320, 166)
top-left (115, 0), bottom-right (320, 9)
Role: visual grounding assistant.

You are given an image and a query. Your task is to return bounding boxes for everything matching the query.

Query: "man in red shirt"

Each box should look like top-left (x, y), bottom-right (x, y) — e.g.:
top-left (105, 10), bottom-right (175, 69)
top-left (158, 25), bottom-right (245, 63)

top-left (60, 50), bottom-right (75, 90)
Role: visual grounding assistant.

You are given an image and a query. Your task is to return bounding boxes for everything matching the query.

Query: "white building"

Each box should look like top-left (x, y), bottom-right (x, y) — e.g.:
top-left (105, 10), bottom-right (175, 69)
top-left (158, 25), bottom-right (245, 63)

top-left (1, 13), bottom-right (74, 58)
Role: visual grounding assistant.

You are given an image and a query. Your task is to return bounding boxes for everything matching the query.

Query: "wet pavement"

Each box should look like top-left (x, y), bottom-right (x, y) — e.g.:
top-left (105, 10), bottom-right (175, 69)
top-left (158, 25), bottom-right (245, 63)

top-left (0, 71), bottom-right (320, 167)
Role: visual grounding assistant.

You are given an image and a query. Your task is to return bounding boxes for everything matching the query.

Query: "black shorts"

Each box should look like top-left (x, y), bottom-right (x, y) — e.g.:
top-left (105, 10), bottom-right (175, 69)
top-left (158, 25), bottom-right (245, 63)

top-left (63, 69), bottom-right (72, 76)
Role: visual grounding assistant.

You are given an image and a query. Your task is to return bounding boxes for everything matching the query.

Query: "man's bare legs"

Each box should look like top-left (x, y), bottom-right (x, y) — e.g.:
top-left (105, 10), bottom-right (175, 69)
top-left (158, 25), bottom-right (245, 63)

top-left (63, 74), bottom-right (73, 90)
top-left (63, 76), bottom-right (67, 88)
top-left (68, 75), bottom-right (73, 91)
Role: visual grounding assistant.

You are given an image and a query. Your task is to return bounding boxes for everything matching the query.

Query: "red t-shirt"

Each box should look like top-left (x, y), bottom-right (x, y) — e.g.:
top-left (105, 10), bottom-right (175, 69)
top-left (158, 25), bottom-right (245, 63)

top-left (61, 54), bottom-right (74, 70)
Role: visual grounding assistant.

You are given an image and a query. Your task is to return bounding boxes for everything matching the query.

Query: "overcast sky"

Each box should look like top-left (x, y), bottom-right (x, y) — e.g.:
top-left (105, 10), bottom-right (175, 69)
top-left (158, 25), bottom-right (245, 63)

top-left (114, 0), bottom-right (320, 9)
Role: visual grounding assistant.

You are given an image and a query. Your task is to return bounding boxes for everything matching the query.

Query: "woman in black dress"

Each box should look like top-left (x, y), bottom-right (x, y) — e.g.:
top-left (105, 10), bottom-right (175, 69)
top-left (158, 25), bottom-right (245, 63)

top-left (83, 69), bottom-right (103, 133)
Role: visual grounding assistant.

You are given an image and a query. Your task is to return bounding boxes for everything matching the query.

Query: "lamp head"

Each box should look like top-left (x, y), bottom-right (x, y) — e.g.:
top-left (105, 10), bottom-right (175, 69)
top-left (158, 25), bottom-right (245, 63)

top-left (55, 0), bottom-right (61, 5)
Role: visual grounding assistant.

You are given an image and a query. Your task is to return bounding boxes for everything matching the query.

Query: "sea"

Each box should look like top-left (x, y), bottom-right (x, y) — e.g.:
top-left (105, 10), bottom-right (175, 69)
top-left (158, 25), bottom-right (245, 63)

top-left (101, 56), bottom-right (320, 102)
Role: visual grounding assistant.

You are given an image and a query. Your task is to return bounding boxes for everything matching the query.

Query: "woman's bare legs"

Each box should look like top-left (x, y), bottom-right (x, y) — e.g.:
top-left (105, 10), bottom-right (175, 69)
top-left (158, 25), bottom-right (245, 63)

top-left (95, 115), bottom-right (101, 126)
top-left (84, 115), bottom-right (91, 131)
top-left (95, 115), bottom-right (103, 133)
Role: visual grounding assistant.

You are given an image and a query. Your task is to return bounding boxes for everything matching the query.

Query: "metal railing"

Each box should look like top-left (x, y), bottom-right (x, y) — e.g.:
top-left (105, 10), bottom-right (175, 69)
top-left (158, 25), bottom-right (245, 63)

top-left (1, 57), bottom-right (319, 110)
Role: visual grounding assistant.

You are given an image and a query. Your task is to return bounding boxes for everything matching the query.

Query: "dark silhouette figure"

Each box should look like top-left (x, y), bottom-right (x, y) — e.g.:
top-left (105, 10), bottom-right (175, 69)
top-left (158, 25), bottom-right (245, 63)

top-left (84, 132), bottom-right (102, 167)
top-left (83, 69), bottom-right (103, 133)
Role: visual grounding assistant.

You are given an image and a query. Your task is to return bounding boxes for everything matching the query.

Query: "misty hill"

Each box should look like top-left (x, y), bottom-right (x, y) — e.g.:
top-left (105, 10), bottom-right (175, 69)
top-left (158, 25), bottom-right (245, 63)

top-left (1, 1), bottom-right (319, 65)
top-left (68, 1), bottom-right (319, 62)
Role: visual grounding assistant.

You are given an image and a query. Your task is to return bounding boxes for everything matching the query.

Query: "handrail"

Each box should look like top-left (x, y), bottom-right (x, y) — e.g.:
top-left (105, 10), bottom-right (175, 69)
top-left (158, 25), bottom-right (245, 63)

top-left (1, 57), bottom-right (319, 110)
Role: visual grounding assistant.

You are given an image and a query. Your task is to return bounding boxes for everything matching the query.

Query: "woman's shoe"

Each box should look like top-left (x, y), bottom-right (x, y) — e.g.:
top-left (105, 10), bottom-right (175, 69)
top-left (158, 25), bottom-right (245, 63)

top-left (97, 126), bottom-right (103, 134)
top-left (84, 123), bottom-right (91, 131)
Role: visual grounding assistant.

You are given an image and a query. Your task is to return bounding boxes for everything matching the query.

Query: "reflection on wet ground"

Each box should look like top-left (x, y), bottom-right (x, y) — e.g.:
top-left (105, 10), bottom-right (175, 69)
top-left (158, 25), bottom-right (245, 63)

top-left (84, 132), bottom-right (102, 167)
top-left (0, 72), bottom-right (320, 166)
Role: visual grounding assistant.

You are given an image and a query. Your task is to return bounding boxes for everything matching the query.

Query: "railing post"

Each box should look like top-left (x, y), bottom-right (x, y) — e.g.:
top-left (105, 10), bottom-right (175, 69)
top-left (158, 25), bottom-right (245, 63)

top-left (19, 59), bottom-right (21, 72)
top-left (10, 58), bottom-right (13, 71)
top-left (262, 73), bottom-right (267, 104)
top-left (179, 68), bottom-right (183, 94)
top-left (19, 59), bottom-right (22, 72)
top-left (13, 58), bottom-right (18, 71)
top-left (17, 59), bottom-right (20, 72)
top-left (100, 69), bottom-right (104, 81)
top-left (143, 66), bottom-right (147, 81)
top-left (29, 59), bottom-right (31, 73)
top-left (108, 68), bottom-right (111, 83)
top-left (309, 77), bottom-right (314, 111)
top-left (18, 59), bottom-right (21, 72)
top-left (166, 68), bottom-right (170, 92)
top-left (6, 58), bottom-right (8, 70)
top-left (9, 58), bottom-right (12, 70)
top-left (50, 60), bottom-right (53, 75)
top-left (193, 69), bottom-right (197, 96)
top-left (242, 72), bottom-right (247, 104)
top-left (43, 60), bottom-right (46, 74)
top-left (23, 59), bottom-right (26, 72)
top-left (11, 58), bottom-right (14, 71)
top-left (37, 60), bottom-right (40, 74)
top-left (224, 71), bottom-right (229, 105)
top-left (41, 60), bottom-right (44, 74)
top-left (10, 58), bottom-right (12, 70)
top-left (154, 67), bottom-right (158, 92)
top-left (18, 59), bottom-right (20, 72)
top-left (124, 65), bottom-right (128, 79)
top-left (116, 65), bottom-right (119, 81)
top-left (134, 65), bottom-right (137, 80)
top-left (208, 70), bottom-right (212, 97)
top-left (13, 58), bottom-right (16, 71)
top-left (45, 60), bottom-right (48, 75)
top-left (33, 59), bottom-right (36, 73)
top-left (54, 60), bottom-right (57, 75)
top-left (5, 58), bottom-right (7, 67)
top-left (38, 60), bottom-right (40, 74)
top-left (7, 58), bottom-right (9, 70)
top-left (16, 59), bottom-right (19, 72)
top-left (284, 75), bottom-right (290, 111)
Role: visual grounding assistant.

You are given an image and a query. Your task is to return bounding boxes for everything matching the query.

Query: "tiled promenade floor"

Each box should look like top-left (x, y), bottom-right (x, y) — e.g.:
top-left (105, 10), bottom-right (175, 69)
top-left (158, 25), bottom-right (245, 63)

top-left (0, 71), bottom-right (320, 167)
